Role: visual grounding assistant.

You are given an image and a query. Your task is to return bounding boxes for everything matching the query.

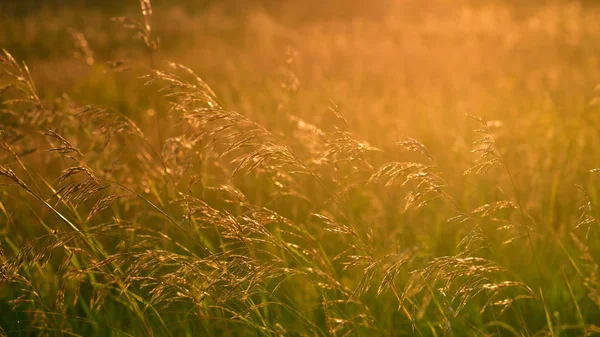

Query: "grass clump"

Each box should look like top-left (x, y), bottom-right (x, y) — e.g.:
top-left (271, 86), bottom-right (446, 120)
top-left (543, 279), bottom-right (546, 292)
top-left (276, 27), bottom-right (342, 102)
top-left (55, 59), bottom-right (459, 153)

top-left (2, 0), bottom-right (600, 335)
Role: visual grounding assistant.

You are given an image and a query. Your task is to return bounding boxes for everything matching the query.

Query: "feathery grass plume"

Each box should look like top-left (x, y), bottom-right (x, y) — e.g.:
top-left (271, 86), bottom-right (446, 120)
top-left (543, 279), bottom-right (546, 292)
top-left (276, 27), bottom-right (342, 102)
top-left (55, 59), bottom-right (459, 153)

top-left (174, 183), bottom-right (377, 333)
top-left (279, 47), bottom-right (300, 96)
top-left (86, 194), bottom-right (125, 221)
top-left (0, 165), bottom-right (28, 190)
top-left (369, 138), bottom-right (452, 212)
top-left (2, 232), bottom-right (80, 277)
top-left (0, 49), bottom-right (43, 110)
top-left (69, 30), bottom-right (95, 66)
top-left (230, 143), bottom-right (301, 177)
top-left (310, 124), bottom-right (388, 215)
top-left (53, 165), bottom-right (108, 207)
top-left (397, 137), bottom-right (435, 163)
top-left (575, 184), bottom-right (598, 240)
top-left (111, 0), bottom-right (160, 64)
top-left (144, 63), bottom-right (220, 109)
top-left (376, 251), bottom-right (413, 296)
top-left (75, 105), bottom-right (145, 141)
top-left (463, 114), bottom-right (502, 176)
top-left (463, 114), bottom-right (557, 332)
top-left (144, 63), bottom-right (323, 197)
top-left (311, 207), bottom-right (411, 320)
top-left (310, 211), bottom-right (378, 291)
top-left (322, 130), bottom-right (380, 167)
top-left (327, 101), bottom-right (349, 130)
top-left (464, 113), bottom-right (543, 245)
top-left (287, 114), bottom-right (326, 164)
top-left (70, 104), bottom-right (166, 185)
top-left (470, 200), bottom-right (528, 245)
top-left (0, 50), bottom-right (49, 153)
top-left (118, 247), bottom-right (292, 321)
top-left (570, 233), bottom-right (600, 311)
top-left (44, 130), bottom-right (83, 161)
top-left (312, 212), bottom-right (357, 238)
top-left (323, 298), bottom-right (377, 336)
top-left (368, 162), bottom-right (430, 187)
top-left (403, 225), bottom-right (535, 321)
top-left (403, 254), bottom-right (534, 318)
top-left (1, 232), bottom-right (85, 334)
top-left (180, 191), bottom-right (313, 261)
top-left (471, 200), bottom-right (517, 218)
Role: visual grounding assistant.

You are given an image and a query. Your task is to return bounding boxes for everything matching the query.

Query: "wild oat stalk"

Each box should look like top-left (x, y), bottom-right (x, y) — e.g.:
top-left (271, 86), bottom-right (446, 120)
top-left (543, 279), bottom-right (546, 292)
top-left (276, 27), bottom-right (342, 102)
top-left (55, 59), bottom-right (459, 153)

top-left (112, 0), bottom-right (160, 67)
top-left (465, 113), bottom-right (556, 336)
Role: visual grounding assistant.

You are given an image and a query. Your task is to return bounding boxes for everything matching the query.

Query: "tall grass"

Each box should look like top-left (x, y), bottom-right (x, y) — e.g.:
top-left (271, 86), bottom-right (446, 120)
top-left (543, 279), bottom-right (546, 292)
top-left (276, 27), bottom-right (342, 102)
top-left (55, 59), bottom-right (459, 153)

top-left (2, 0), bottom-right (600, 336)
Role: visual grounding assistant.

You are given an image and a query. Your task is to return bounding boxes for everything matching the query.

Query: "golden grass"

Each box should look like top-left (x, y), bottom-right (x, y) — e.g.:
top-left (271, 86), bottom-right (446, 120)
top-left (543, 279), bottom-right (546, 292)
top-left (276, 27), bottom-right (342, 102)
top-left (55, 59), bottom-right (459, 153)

top-left (1, 0), bottom-right (600, 335)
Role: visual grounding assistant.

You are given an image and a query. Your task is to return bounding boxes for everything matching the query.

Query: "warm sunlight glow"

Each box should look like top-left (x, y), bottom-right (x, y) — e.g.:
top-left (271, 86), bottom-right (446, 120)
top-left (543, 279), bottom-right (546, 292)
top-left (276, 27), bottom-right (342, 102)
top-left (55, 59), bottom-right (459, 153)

top-left (1, 0), bottom-right (599, 335)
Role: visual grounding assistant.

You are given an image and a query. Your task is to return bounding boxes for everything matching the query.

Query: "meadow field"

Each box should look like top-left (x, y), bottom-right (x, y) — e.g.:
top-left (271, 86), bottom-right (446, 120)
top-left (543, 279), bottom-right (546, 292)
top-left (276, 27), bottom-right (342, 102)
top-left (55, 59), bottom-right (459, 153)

top-left (1, 0), bottom-right (600, 335)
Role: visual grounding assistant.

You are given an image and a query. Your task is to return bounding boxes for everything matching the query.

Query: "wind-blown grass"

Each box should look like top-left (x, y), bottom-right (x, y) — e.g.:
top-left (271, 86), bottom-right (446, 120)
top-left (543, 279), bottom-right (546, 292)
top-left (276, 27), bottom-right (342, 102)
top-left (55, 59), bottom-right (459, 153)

top-left (1, 0), bottom-right (600, 336)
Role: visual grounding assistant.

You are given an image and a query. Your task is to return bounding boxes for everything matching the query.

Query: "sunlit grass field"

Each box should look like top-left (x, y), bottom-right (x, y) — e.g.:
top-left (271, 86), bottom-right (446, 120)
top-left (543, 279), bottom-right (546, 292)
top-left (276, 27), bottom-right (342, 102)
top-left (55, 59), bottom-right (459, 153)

top-left (1, 0), bottom-right (600, 335)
